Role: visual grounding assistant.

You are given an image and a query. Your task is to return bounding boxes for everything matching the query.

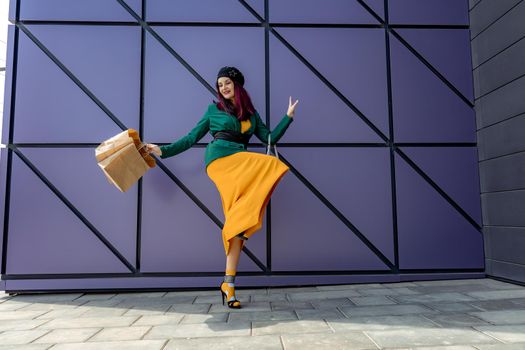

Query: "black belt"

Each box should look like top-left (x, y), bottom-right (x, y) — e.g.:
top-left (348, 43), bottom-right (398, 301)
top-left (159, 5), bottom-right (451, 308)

top-left (213, 130), bottom-right (250, 148)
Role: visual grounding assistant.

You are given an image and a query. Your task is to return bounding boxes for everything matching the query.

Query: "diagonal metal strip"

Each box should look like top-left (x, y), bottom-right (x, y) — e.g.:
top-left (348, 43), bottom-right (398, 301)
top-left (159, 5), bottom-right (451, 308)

top-left (115, 0), bottom-right (267, 272)
top-left (278, 153), bottom-right (395, 270)
top-left (11, 146), bottom-right (137, 273)
top-left (155, 161), bottom-right (268, 272)
top-left (394, 147), bottom-right (482, 231)
top-left (16, 23), bottom-right (128, 131)
top-left (356, 0), bottom-right (474, 107)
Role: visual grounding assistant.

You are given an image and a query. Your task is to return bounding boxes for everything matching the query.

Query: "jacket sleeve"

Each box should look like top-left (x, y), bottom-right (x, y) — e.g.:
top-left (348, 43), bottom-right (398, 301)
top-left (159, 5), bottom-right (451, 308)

top-left (253, 110), bottom-right (294, 145)
top-left (159, 109), bottom-right (210, 159)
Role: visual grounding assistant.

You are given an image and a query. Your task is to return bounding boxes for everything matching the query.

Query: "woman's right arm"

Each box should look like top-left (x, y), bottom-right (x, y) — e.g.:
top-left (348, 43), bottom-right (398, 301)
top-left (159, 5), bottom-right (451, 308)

top-left (150, 109), bottom-right (210, 159)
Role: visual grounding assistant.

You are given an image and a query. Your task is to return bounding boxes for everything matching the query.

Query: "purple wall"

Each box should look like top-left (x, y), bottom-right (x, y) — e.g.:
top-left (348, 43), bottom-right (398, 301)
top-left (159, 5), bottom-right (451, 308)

top-left (0, 0), bottom-right (483, 292)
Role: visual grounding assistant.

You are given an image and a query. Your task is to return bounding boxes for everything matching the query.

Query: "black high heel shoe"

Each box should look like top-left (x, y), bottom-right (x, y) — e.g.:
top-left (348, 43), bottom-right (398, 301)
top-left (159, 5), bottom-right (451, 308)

top-left (220, 281), bottom-right (241, 309)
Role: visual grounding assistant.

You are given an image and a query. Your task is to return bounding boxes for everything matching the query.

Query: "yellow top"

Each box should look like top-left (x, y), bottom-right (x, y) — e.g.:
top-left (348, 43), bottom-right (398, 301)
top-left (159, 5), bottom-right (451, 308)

top-left (240, 119), bottom-right (251, 134)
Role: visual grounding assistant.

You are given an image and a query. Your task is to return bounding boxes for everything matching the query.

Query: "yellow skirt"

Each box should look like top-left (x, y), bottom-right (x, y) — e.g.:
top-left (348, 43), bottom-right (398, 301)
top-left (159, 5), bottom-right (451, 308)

top-left (206, 151), bottom-right (289, 255)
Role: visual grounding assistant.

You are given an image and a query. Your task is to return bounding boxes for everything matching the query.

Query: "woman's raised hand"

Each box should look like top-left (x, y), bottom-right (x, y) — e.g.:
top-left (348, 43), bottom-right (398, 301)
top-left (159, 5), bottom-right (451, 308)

top-left (146, 143), bottom-right (162, 157)
top-left (287, 96), bottom-right (299, 118)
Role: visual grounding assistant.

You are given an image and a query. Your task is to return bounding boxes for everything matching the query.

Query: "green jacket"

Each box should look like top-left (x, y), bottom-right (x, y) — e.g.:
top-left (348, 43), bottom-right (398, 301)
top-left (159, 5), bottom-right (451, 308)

top-left (159, 103), bottom-right (294, 168)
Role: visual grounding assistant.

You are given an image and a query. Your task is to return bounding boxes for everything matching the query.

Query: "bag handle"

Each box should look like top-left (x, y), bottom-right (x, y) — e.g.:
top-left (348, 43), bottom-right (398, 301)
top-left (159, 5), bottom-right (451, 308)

top-left (266, 134), bottom-right (279, 159)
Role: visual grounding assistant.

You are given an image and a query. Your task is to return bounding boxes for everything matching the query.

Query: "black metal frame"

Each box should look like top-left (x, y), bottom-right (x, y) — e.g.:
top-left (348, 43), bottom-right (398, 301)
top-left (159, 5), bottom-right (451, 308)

top-left (0, 0), bottom-right (484, 284)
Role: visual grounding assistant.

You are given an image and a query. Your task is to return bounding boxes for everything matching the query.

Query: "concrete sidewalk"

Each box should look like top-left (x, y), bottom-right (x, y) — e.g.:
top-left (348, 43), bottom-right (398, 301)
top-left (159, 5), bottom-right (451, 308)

top-left (0, 278), bottom-right (524, 349)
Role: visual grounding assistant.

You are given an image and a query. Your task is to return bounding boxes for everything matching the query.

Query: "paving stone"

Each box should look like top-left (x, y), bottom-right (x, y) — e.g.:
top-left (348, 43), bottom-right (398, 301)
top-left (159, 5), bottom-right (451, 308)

top-left (11, 293), bottom-right (83, 303)
top-left (424, 302), bottom-right (482, 313)
top-left (252, 319), bottom-right (332, 336)
top-left (475, 343), bottom-right (525, 349)
top-left (287, 289), bottom-right (361, 301)
top-left (251, 293), bottom-right (288, 302)
top-left (422, 313), bottom-right (493, 327)
top-left (474, 325), bottom-right (525, 343)
top-left (0, 302), bottom-right (35, 311)
top-left (165, 290), bottom-right (218, 298)
top-left (365, 328), bottom-right (498, 348)
top-left (413, 279), bottom-right (489, 287)
top-left (208, 301), bottom-right (271, 313)
top-left (0, 319), bottom-right (49, 332)
top-left (0, 310), bottom-right (48, 320)
top-left (467, 290), bottom-right (525, 301)
top-left (34, 327), bottom-right (100, 344)
top-left (409, 284), bottom-right (503, 294)
top-left (468, 299), bottom-right (525, 311)
top-left (78, 307), bottom-right (128, 318)
top-left (87, 326), bottom-right (151, 342)
top-left (281, 331), bottom-right (378, 349)
top-left (380, 282), bottom-right (419, 288)
top-left (268, 286), bottom-right (318, 294)
top-left (75, 299), bottom-right (123, 308)
top-left (132, 314), bottom-right (185, 326)
top-left (328, 315), bottom-right (438, 331)
top-left (112, 292), bottom-right (167, 299)
top-left (316, 283), bottom-right (384, 291)
top-left (470, 310), bottom-right (525, 325)
top-left (0, 345), bottom-right (51, 350)
top-left (476, 279), bottom-right (525, 290)
top-left (167, 303), bottom-right (210, 314)
top-left (123, 304), bottom-right (171, 316)
top-left (237, 288), bottom-right (269, 296)
top-left (50, 340), bottom-right (166, 349)
top-left (294, 308), bottom-right (346, 320)
top-left (74, 293), bottom-right (117, 301)
top-left (179, 312), bottom-right (228, 324)
top-left (310, 297), bottom-right (354, 309)
top-left (36, 308), bottom-right (90, 319)
top-left (164, 335), bottom-right (282, 350)
top-left (349, 296), bottom-right (397, 306)
top-left (144, 321), bottom-right (251, 339)
top-left (17, 301), bottom-right (86, 311)
top-left (271, 301), bottom-right (314, 311)
top-left (118, 296), bottom-right (196, 307)
top-left (0, 329), bottom-right (50, 345)
top-left (409, 346), bottom-right (478, 350)
top-left (391, 292), bottom-right (477, 304)
top-left (194, 294), bottom-right (250, 304)
top-left (228, 310), bottom-right (297, 323)
top-left (38, 316), bottom-right (139, 329)
top-left (340, 304), bottom-right (437, 317)
top-left (356, 287), bottom-right (420, 296)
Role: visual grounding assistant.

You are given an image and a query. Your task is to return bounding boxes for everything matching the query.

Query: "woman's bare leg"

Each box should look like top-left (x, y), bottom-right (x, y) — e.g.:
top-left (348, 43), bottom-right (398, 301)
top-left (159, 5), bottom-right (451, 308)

top-left (225, 236), bottom-right (243, 275)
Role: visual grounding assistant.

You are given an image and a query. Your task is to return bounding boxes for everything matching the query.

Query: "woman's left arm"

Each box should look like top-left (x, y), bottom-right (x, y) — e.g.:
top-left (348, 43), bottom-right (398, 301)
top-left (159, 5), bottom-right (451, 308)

top-left (254, 96), bottom-right (298, 144)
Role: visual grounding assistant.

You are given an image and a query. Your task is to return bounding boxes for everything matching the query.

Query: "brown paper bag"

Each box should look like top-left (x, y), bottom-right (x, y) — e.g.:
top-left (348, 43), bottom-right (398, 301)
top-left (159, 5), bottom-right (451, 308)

top-left (95, 129), bottom-right (156, 192)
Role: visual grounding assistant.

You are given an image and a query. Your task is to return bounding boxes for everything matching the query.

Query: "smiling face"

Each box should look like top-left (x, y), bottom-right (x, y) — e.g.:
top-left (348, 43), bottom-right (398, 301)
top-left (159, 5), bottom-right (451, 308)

top-left (217, 77), bottom-right (235, 102)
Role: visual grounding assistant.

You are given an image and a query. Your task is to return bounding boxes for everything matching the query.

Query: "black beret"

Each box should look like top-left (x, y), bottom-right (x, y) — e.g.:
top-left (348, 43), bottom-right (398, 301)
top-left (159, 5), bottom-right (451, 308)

top-left (217, 66), bottom-right (245, 86)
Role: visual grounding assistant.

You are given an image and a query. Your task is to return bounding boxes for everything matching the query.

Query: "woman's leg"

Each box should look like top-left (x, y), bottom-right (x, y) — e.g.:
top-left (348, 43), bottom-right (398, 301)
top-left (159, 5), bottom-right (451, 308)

top-left (225, 235), bottom-right (243, 276)
top-left (221, 235), bottom-right (243, 308)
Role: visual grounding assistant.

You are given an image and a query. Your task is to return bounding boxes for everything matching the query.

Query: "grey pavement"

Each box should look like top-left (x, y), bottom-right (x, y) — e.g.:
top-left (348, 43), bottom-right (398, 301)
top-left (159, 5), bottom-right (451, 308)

top-left (0, 277), bottom-right (524, 349)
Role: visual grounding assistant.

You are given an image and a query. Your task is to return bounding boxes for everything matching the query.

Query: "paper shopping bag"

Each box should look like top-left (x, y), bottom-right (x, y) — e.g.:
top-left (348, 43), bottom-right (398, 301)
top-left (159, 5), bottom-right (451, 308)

top-left (95, 129), bottom-right (156, 192)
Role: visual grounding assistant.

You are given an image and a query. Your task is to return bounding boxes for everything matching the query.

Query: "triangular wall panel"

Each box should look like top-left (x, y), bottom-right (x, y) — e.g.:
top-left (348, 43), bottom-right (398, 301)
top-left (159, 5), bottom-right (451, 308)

top-left (400, 147), bottom-right (482, 225)
top-left (390, 33), bottom-right (476, 142)
top-left (271, 161), bottom-right (390, 271)
top-left (269, 33), bottom-right (383, 143)
top-left (395, 153), bottom-right (484, 270)
top-left (275, 27), bottom-right (389, 137)
top-left (13, 30), bottom-right (124, 143)
top-left (6, 154), bottom-right (130, 274)
top-left (22, 148), bottom-right (139, 265)
top-left (395, 28), bottom-right (474, 101)
top-left (281, 147), bottom-right (395, 263)
top-left (27, 25), bottom-right (141, 132)
top-left (146, 0), bottom-right (260, 22)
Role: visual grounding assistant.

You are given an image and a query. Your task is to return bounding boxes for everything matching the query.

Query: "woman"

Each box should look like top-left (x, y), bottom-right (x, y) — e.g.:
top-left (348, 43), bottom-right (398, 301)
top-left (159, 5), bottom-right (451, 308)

top-left (146, 66), bottom-right (298, 308)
